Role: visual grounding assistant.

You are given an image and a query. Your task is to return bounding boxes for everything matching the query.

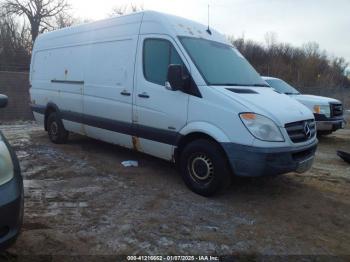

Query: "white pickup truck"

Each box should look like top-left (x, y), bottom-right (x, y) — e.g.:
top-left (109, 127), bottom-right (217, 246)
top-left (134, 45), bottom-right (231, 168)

top-left (263, 76), bottom-right (346, 135)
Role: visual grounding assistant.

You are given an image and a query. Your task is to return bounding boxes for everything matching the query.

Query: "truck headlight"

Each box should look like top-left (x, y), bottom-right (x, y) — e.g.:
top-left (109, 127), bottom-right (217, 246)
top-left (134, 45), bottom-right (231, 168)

top-left (240, 113), bottom-right (285, 142)
top-left (313, 105), bottom-right (331, 117)
top-left (0, 141), bottom-right (14, 186)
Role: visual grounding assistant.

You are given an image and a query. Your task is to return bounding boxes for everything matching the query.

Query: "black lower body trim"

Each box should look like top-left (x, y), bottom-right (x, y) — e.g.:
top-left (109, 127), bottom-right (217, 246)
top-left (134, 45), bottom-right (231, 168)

top-left (31, 105), bottom-right (182, 146)
top-left (31, 104), bottom-right (45, 114)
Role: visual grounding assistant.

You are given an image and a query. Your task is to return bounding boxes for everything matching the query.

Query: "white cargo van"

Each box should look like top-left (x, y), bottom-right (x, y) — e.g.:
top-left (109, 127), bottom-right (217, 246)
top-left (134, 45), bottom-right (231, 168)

top-left (30, 11), bottom-right (318, 196)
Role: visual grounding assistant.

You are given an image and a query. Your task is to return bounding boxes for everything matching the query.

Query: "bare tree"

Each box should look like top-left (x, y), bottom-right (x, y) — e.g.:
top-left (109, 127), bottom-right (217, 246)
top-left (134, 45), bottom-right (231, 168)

top-left (0, 15), bottom-right (31, 71)
top-left (54, 11), bottom-right (76, 29)
top-left (264, 31), bottom-right (277, 48)
top-left (110, 3), bottom-right (144, 17)
top-left (1, 0), bottom-right (70, 43)
top-left (302, 42), bottom-right (320, 57)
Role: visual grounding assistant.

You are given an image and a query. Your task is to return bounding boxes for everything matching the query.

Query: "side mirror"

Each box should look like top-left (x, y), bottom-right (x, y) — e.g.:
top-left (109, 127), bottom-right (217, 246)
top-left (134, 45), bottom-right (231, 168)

top-left (166, 64), bottom-right (184, 91)
top-left (0, 94), bottom-right (8, 108)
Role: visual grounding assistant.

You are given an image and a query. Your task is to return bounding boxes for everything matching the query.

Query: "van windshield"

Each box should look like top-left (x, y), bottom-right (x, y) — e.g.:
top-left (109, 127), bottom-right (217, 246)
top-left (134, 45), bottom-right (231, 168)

top-left (265, 79), bottom-right (300, 95)
top-left (179, 37), bottom-right (268, 87)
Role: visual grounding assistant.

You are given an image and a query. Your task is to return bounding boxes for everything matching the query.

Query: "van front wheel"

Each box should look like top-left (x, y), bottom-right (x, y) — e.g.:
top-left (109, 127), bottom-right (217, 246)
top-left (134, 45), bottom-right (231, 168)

top-left (180, 139), bottom-right (231, 196)
top-left (47, 112), bottom-right (69, 144)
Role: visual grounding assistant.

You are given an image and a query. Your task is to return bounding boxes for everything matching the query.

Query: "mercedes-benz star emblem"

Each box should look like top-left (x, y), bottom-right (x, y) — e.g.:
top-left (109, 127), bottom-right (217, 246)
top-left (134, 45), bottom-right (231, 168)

top-left (304, 122), bottom-right (312, 139)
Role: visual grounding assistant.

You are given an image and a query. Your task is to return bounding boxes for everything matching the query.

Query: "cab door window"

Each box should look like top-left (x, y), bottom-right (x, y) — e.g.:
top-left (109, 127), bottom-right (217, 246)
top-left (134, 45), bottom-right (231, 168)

top-left (143, 39), bottom-right (185, 86)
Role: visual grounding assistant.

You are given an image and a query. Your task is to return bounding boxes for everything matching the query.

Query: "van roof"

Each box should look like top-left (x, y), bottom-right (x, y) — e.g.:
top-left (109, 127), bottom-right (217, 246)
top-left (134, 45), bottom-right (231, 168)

top-left (141, 11), bottom-right (226, 42)
top-left (34, 11), bottom-right (227, 49)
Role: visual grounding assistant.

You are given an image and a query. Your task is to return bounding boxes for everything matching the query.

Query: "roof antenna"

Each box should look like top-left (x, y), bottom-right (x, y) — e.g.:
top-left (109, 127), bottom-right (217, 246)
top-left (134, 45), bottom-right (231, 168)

top-left (206, 4), bottom-right (212, 35)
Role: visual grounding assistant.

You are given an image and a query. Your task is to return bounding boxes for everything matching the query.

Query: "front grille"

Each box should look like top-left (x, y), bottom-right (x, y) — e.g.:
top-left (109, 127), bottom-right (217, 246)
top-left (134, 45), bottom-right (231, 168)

top-left (330, 103), bottom-right (343, 117)
top-left (285, 119), bottom-right (316, 143)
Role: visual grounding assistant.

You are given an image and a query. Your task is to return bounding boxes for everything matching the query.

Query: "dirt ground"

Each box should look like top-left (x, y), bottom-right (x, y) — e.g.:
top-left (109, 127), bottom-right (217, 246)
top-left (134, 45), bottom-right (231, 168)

top-left (1, 114), bottom-right (350, 258)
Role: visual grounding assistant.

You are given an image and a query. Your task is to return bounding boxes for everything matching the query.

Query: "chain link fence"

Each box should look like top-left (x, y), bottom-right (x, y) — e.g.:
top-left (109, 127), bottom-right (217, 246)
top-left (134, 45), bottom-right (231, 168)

top-left (0, 71), bottom-right (33, 122)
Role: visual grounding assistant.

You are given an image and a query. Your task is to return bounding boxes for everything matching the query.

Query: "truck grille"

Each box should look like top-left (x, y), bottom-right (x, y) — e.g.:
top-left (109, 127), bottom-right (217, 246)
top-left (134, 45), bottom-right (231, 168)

top-left (330, 103), bottom-right (343, 117)
top-left (285, 119), bottom-right (316, 143)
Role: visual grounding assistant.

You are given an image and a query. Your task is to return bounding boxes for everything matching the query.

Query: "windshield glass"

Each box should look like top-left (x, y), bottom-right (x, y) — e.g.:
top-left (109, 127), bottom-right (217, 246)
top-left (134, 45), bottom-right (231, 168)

top-left (265, 79), bottom-right (300, 95)
top-left (179, 37), bottom-right (268, 87)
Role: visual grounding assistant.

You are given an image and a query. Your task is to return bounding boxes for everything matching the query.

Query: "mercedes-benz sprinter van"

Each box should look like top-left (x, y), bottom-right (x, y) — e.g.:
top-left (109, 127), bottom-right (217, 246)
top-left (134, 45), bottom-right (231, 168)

top-left (30, 11), bottom-right (317, 196)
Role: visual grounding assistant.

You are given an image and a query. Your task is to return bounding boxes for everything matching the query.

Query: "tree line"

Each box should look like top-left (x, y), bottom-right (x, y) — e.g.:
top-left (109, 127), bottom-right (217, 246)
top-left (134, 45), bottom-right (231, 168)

top-left (0, 0), bottom-right (349, 89)
top-left (231, 35), bottom-right (350, 89)
top-left (0, 0), bottom-right (73, 71)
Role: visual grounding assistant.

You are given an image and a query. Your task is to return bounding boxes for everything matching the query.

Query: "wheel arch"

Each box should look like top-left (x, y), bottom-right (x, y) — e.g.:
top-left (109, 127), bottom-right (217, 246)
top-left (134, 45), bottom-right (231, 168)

top-left (175, 122), bottom-right (231, 166)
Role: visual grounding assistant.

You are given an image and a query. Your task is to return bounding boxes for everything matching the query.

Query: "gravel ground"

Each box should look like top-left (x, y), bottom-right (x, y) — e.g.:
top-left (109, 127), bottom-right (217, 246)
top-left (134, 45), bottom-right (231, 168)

top-left (0, 116), bottom-right (350, 258)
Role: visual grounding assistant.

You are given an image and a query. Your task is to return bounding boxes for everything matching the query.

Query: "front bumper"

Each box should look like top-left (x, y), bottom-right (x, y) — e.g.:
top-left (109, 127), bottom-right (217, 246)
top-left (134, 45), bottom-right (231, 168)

top-left (316, 120), bottom-right (346, 131)
top-left (314, 114), bottom-right (346, 131)
top-left (0, 132), bottom-right (23, 251)
top-left (222, 140), bottom-right (318, 177)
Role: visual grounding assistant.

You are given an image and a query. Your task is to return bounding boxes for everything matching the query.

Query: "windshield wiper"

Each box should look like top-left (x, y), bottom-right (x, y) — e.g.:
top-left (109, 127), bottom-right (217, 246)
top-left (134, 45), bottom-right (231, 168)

top-left (212, 83), bottom-right (269, 87)
top-left (252, 83), bottom-right (270, 87)
top-left (211, 83), bottom-right (243, 86)
top-left (284, 92), bottom-right (300, 95)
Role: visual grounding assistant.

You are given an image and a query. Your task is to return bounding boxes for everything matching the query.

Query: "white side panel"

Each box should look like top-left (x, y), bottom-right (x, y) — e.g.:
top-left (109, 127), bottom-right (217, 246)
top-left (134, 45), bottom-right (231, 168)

top-left (31, 45), bottom-right (86, 133)
top-left (83, 38), bottom-right (138, 148)
top-left (31, 15), bottom-right (142, 143)
top-left (138, 138), bottom-right (173, 161)
top-left (32, 45), bottom-right (86, 82)
top-left (33, 13), bottom-right (143, 50)
top-left (86, 127), bottom-right (133, 149)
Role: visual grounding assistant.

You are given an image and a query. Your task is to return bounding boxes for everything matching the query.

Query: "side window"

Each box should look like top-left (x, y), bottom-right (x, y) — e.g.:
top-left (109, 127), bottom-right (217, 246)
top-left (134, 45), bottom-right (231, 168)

top-left (143, 39), bottom-right (185, 86)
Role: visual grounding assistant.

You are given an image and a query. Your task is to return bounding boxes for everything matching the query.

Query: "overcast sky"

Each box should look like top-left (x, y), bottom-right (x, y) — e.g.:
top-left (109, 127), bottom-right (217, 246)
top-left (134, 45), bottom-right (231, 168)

top-left (71, 0), bottom-right (350, 67)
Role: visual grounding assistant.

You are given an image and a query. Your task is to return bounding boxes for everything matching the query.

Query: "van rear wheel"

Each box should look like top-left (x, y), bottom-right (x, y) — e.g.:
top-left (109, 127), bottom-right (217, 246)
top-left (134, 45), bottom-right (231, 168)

top-left (47, 112), bottom-right (69, 144)
top-left (180, 139), bottom-right (231, 196)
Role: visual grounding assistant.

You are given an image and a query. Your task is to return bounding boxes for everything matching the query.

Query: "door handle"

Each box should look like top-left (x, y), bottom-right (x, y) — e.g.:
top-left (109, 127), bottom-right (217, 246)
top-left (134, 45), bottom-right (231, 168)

top-left (138, 92), bottom-right (150, 98)
top-left (120, 90), bottom-right (131, 96)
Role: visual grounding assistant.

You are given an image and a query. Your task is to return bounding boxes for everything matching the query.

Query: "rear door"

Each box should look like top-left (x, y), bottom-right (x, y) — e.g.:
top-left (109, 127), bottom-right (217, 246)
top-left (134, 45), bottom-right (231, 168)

top-left (133, 35), bottom-right (190, 160)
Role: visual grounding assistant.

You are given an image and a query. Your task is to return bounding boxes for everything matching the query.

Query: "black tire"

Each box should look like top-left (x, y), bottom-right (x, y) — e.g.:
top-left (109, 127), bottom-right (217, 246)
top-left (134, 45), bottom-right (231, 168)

top-left (47, 112), bottom-right (69, 144)
top-left (180, 139), bottom-right (232, 196)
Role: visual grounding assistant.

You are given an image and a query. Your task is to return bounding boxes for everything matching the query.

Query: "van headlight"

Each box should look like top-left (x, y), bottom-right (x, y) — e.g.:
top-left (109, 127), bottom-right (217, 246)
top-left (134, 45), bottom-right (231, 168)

top-left (240, 113), bottom-right (285, 142)
top-left (0, 141), bottom-right (14, 186)
top-left (313, 105), bottom-right (331, 117)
